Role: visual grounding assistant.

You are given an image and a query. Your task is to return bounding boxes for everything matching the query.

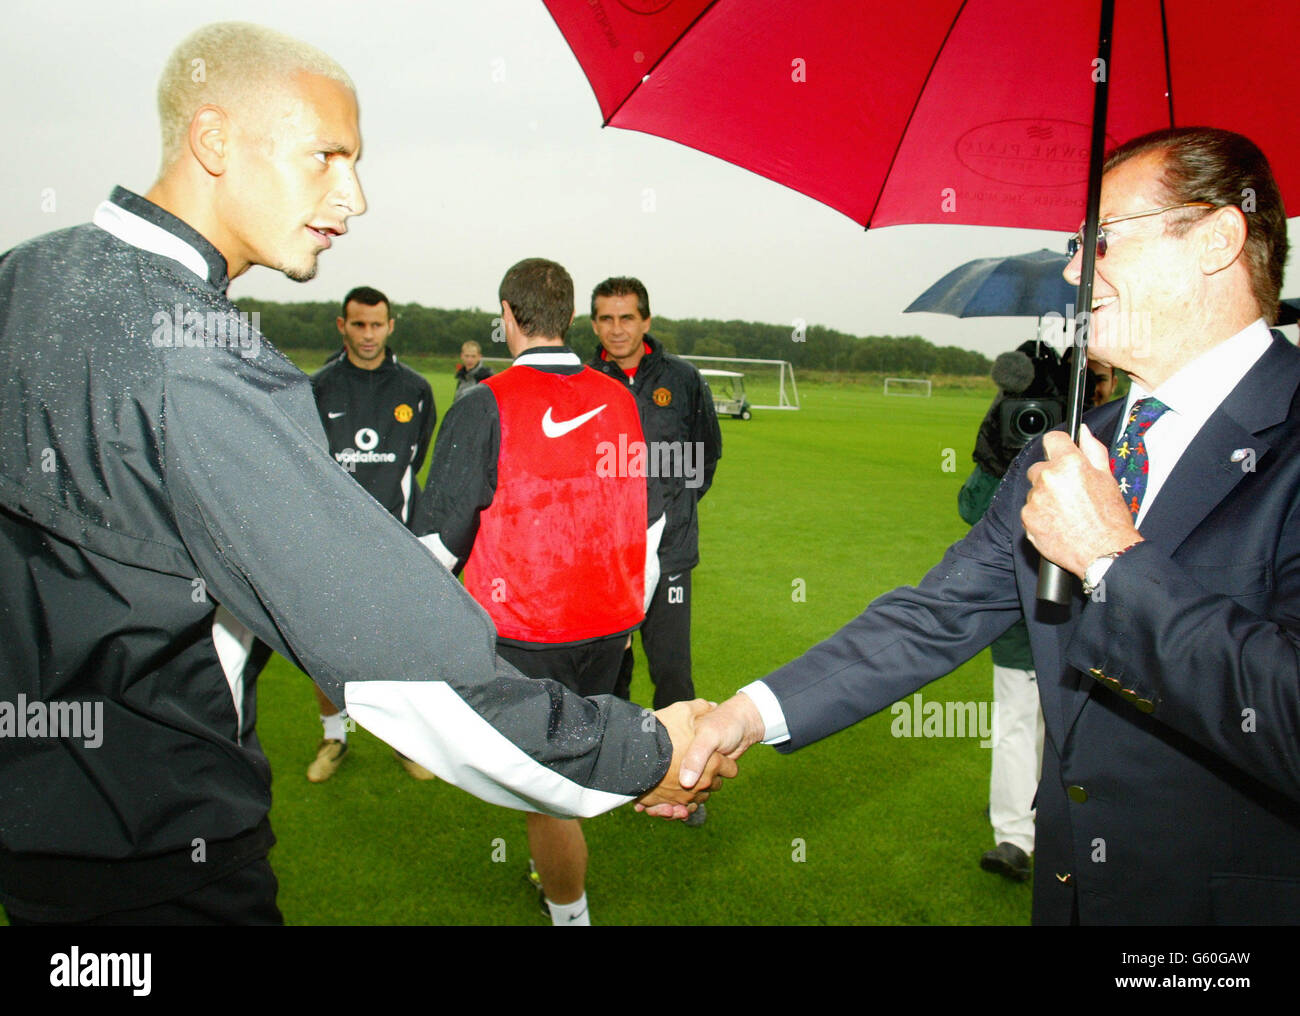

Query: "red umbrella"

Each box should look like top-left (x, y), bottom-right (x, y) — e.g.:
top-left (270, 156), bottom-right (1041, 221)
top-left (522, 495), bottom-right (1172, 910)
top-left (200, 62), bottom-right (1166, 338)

top-left (546, 0), bottom-right (1298, 601)
top-left (543, 0), bottom-right (1300, 231)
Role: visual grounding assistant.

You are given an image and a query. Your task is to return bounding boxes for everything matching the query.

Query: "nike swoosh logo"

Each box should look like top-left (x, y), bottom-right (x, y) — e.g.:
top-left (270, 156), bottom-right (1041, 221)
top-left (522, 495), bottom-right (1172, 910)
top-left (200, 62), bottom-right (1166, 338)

top-left (568, 908), bottom-right (588, 922)
top-left (667, 574), bottom-right (682, 582)
top-left (328, 411), bottom-right (345, 419)
top-left (542, 404), bottom-right (606, 438)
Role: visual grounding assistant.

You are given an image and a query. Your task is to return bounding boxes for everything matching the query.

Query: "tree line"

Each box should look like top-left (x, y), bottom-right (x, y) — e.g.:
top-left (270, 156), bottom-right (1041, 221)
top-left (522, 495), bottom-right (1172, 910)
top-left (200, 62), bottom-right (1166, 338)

top-left (237, 298), bottom-right (993, 376)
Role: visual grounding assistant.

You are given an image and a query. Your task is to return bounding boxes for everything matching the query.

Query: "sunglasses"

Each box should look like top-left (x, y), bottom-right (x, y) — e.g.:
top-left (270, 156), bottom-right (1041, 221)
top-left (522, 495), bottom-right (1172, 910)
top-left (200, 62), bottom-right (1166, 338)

top-left (1067, 201), bottom-right (1216, 258)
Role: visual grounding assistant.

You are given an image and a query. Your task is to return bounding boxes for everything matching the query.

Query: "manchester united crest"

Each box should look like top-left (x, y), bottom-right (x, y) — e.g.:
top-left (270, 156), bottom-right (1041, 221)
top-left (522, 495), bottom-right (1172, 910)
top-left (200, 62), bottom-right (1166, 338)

top-left (652, 387), bottom-right (672, 407)
top-left (394, 403), bottom-right (414, 423)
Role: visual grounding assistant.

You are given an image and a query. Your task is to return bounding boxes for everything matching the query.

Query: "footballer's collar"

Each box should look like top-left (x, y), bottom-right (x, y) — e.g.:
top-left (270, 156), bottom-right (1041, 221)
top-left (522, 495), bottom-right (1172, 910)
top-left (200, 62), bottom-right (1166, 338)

top-left (93, 186), bottom-right (231, 294)
top-left (514, 345), bottom-right (581, 368)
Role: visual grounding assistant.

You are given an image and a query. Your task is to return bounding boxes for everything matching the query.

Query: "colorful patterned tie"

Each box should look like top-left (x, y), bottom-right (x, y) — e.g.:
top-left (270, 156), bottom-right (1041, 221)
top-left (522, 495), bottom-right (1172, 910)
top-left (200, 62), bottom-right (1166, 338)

top-left (1110, 397), bottom-right (1169, 521)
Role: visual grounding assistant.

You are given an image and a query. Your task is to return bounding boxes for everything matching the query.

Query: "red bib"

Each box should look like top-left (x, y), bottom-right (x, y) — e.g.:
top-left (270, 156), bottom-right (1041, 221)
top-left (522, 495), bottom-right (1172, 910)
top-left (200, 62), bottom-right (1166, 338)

top-left (464, 365), bottom-right (647, 642)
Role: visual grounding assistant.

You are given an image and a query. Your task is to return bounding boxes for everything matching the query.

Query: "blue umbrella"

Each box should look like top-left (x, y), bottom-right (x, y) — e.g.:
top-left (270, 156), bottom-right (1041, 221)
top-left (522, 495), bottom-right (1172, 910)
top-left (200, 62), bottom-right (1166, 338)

top-left (904, 249), bottom-right (1074, 319)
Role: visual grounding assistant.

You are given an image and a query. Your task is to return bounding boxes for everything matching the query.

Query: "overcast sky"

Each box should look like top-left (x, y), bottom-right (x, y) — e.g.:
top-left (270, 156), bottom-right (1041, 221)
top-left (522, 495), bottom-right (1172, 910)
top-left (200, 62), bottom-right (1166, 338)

top-left (4, 0), bottom-right (1296, 358)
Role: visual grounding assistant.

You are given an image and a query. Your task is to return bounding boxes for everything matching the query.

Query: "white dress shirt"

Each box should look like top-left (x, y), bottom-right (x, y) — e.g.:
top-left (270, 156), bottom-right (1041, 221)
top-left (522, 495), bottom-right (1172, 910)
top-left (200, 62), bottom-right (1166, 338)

top-left (1118, 318), bottom-right (1272, 527)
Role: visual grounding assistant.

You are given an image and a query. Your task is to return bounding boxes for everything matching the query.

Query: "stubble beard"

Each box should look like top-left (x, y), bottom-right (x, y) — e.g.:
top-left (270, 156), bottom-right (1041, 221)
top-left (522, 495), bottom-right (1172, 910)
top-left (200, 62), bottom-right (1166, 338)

top-left (281, 245), bottom-right (321, 282)
top-left (283, 260), bottom-right (319, 283)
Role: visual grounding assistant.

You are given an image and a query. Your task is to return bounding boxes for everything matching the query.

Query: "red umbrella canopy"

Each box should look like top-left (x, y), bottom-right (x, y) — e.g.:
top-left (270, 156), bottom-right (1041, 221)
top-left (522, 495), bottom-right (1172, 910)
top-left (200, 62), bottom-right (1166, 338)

top-left (544, 0), bottom-right (1299, 231)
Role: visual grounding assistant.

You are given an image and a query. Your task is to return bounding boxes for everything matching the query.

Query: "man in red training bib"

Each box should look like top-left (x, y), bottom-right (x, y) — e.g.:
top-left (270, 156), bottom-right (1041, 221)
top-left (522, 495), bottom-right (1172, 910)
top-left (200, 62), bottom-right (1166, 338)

top-left (415, 258), bottom-right (667, 926)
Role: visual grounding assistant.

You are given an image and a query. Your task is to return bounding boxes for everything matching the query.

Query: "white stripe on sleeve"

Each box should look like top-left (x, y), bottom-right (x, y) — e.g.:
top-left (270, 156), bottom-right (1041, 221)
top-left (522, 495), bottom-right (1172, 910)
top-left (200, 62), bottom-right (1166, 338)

top-left (344, 680), bottom-right (634, 819)
top-left (418, 532), bottom-right (458, 570)
top-left (643, 513), bottom-right (665, 613)
top-left (399, 464), bottom-right (414, 524)
top-left (211, 606), bottom-right (254, 743)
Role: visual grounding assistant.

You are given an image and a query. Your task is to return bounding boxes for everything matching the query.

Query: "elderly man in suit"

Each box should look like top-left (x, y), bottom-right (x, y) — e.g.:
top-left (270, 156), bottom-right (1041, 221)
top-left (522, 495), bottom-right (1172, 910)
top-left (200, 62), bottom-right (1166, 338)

top-left (669, 126), bottom-right (1298, 924)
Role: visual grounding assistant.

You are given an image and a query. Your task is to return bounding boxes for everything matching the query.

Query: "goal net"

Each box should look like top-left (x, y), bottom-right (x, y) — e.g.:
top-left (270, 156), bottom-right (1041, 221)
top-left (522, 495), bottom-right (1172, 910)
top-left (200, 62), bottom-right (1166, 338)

top-left (682, 356), bottom-right (800, 411)
top-left (883, 377), bottom-right (932, 397)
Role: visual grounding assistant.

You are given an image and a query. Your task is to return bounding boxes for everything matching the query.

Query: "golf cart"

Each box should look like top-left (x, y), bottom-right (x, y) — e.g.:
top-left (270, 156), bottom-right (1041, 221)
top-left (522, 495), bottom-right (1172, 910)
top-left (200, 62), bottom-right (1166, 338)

top-left (700, 368), bottom-right (752, 420)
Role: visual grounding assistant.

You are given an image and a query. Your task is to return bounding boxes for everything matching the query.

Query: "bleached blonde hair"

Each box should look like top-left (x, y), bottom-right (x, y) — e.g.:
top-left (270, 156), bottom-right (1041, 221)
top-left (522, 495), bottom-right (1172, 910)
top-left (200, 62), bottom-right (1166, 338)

top-left (156, 22), bottom-right (354, 170)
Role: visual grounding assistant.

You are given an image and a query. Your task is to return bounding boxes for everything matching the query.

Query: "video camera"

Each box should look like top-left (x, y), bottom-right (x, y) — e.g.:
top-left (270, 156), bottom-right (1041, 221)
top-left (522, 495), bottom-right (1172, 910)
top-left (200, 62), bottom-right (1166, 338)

top-left (995, 341), bottom-right (1067, 450)
top-left (973, 340), bottom-right (1100, 479)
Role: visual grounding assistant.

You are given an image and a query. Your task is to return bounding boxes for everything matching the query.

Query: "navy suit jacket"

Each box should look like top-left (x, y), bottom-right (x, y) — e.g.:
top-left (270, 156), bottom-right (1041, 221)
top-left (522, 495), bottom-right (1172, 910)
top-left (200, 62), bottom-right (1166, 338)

top-left (763, 332), bottom-right (1300, 924)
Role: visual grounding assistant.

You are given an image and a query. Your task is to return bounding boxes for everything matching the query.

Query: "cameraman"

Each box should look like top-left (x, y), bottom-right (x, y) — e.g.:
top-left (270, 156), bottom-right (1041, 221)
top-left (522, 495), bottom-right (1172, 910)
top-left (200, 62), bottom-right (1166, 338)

top-left (959, 341), bottom-right (1063, 881)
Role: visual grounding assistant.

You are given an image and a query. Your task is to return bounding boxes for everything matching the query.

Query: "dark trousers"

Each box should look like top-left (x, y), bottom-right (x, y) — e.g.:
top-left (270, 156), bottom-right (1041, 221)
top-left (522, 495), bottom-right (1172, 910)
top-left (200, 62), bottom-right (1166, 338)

top-left (497, 634), bottom-right (626, 696)
top-left (4, 856), bottom-right (282, 926)
top-left (615, 569), bottom-right (694, 709)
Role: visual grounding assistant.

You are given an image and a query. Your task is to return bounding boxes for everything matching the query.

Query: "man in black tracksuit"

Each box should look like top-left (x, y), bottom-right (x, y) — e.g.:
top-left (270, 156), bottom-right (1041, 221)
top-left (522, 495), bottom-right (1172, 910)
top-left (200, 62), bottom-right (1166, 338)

top-left (305, 286), bottom-right (436, 782)
top-left (0, 24), bottom-right (725, 926)
top-left (312, 287), bottom-right (435, 527)
top-left (588, 277), bottom-right (722, 712)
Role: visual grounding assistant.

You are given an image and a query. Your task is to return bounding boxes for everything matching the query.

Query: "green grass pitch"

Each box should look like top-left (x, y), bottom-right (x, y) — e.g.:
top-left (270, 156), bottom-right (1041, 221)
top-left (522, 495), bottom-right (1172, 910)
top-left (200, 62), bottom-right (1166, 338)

top-left (255, 360), bottom-right (1032, 925)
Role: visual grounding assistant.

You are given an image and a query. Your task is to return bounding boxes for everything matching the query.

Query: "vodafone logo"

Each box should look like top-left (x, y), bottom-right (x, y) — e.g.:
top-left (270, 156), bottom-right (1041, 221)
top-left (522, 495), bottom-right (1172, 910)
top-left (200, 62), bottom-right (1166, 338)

top-left (335, 427), bottom-right (396, 469)
top-left (542, 404), bottom-right (606, 438)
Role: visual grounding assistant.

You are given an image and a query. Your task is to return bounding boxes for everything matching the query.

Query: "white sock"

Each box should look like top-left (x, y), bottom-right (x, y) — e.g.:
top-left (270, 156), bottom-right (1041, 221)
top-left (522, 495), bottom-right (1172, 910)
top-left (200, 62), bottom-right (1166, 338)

top-left (546, 893), bottom-right (591, 926)
top-left (322, 711), bottom-right (349, 742)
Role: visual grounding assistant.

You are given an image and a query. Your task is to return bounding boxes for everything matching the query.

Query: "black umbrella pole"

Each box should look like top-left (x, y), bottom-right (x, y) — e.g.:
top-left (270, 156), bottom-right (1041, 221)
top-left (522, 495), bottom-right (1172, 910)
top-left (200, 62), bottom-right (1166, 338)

top-left (1036, 325), bottom-right (1094, 605)
top-left (1038, 0), bottom-right (1114, 607)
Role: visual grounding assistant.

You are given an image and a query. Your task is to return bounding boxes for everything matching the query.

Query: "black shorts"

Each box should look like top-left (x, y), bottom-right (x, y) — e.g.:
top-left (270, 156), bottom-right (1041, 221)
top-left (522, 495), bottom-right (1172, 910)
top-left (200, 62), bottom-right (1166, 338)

top-left (497, 634), bottom-right (628, 697)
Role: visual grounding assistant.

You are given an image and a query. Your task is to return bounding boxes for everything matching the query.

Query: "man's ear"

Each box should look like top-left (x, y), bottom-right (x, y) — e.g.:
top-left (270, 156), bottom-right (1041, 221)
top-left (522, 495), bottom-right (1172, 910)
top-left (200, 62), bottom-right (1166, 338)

top-left (336, 316), bottom-right (346, 336)
top-left (189, 105), bottom-right (232, 177)
top-left (501, 301), bottom-right (525, 355)
top-left (1199, 204), bottom-right (1248, 277)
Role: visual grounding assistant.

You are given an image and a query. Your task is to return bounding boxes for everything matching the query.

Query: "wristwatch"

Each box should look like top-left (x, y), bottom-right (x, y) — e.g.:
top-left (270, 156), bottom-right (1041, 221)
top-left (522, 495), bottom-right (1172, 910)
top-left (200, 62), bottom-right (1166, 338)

top-left (1082, 541), bottom-right (1141, 597)
top-left (1081, 554), bottom-right (1118, 596)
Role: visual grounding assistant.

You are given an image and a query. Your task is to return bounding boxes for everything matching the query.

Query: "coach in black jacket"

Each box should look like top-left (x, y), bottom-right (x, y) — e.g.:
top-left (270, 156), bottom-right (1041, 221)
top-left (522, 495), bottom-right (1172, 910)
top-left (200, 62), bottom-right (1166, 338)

top-left (589, 277), bottom-right (722, 710)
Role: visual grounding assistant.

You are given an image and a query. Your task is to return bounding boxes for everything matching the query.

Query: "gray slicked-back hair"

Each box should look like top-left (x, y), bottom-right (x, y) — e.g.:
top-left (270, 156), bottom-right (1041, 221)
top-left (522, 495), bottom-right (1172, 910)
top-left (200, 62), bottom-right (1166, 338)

top-left (1105, 127), bottom-right (1289, 324)
top-left (156, 21), bottom-right (354, 170)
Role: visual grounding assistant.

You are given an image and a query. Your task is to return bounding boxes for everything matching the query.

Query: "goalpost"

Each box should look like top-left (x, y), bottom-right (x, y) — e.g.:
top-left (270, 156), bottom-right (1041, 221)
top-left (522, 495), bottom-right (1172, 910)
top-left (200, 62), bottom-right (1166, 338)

top-left (883, 377), bottom-right (932, 398)
top-left (682, 356), bottom-right (800, 411)
top-left (479, 354), bottom-right (801, 412)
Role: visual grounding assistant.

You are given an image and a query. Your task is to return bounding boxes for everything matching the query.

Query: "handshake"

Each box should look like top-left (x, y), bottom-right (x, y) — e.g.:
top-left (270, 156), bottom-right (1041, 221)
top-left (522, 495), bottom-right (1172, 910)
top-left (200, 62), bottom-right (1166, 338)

top-left (633, 694), bottom-right (768, 820)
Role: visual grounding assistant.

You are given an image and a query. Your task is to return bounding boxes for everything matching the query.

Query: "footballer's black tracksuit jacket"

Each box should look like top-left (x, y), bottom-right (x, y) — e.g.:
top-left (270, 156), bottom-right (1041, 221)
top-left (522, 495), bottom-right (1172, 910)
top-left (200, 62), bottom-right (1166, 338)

top-left (588, 336), bottom-right (722, 572)
top-left (311, 347), bottom-right (435, 524)
top-left (0, 187), bottom-right (672, 921)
